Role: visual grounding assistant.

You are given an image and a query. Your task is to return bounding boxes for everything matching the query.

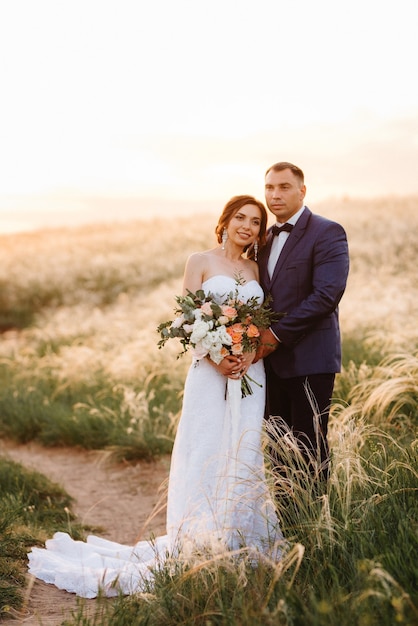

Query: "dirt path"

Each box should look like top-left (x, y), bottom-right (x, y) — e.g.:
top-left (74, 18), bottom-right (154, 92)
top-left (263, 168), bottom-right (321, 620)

top-left (0, 440), bottom-right (170, 625)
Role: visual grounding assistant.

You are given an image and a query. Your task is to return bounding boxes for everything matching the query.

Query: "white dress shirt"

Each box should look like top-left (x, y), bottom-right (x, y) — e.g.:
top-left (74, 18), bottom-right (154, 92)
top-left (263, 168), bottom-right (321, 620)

top-left (267, 206), bottom-right (306, 278)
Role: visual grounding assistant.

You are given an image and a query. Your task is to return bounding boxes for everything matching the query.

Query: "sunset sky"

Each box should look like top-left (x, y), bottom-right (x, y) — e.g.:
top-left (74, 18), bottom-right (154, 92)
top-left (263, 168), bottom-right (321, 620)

top-left (1, 0), bottom-right (417, 230)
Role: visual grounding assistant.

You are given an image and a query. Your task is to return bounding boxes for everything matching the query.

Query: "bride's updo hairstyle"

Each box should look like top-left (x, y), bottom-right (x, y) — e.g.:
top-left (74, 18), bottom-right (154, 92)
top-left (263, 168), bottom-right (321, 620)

top-left (215, 195), bottom-right (268, 259)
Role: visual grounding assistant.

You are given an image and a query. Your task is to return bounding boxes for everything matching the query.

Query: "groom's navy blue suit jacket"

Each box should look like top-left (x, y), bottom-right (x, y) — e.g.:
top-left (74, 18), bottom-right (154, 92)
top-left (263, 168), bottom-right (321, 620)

top-left (258, 206), bottom-right (349, 379)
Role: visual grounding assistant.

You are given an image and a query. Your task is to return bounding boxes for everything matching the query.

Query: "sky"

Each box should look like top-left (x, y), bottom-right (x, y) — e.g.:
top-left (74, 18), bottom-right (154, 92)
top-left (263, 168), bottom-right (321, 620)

top-left (1, 0), bottom-right (417, 231)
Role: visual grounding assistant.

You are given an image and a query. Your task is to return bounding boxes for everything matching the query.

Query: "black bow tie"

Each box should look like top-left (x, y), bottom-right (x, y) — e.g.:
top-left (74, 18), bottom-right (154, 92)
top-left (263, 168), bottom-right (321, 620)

top-left (272, 223), bottom-right (293, 236)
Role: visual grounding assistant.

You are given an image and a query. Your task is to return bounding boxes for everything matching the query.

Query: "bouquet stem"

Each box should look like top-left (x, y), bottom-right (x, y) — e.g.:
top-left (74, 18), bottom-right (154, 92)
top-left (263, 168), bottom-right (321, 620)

top-left (241, 373), bottom-right (262, 398)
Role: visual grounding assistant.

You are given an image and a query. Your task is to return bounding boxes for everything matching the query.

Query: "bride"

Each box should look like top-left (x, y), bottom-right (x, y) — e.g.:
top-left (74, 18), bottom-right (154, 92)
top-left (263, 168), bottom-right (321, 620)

top-left (28, 195), bottom-right (284, 598)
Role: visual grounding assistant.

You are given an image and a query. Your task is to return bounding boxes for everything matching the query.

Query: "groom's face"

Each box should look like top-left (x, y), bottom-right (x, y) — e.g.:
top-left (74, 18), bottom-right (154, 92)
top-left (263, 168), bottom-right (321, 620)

top-left (265, 169), bottom-right (306, 223)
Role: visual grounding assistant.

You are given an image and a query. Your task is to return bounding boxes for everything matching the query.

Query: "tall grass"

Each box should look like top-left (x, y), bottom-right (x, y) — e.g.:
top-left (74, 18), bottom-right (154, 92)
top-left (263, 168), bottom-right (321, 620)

top-left (0, 196), bottom-right (417, 623)
top-left (62, 414), bottom-right (417, 626)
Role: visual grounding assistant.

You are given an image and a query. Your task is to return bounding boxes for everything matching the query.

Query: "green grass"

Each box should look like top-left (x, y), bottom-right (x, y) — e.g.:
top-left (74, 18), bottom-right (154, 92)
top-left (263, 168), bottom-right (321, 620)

top-left (0, 363), bottom-right (182, 458)
top-left (341, 331), bottom-right (389, 370)
top-left (0, 456), bottom-right (87, 617)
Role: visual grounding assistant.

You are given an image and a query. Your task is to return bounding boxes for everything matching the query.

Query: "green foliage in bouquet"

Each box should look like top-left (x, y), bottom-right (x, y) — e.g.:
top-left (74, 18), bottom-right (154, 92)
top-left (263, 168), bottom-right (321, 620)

top-left (157, 278), bottom-right (283, 362)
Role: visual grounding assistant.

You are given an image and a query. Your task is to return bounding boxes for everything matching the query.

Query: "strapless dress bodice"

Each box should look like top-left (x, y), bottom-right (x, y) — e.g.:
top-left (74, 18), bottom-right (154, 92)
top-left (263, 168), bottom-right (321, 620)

top-left (202, 275), bottom-right (264, 304)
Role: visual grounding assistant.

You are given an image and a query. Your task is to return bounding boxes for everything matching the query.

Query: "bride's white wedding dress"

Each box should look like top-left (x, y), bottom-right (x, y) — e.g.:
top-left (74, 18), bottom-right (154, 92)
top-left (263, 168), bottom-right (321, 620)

top-left (28, 276), bottom-right (283, 598)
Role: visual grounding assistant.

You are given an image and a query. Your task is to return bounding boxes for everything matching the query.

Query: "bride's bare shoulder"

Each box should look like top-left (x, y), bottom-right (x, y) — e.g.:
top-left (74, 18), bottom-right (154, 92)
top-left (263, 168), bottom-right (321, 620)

top-left (186, 249), bottom-right (215, 265)
top-left (184, 250), bottom-right (219, 280)
top-left (183, 250), bottom-right (220, 293)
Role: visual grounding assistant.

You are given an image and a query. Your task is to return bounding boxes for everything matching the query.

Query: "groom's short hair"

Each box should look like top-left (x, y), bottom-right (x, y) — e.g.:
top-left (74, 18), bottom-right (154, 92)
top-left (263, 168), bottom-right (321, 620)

top-left (265, 162), bottom-right (304, 185)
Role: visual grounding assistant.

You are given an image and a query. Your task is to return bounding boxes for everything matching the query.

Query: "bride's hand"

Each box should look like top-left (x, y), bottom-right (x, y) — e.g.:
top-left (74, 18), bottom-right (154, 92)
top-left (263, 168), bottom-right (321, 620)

top-left (207, 355), bottom-right (244, 379)
top-left (209, 352), bottom-right (256, 379)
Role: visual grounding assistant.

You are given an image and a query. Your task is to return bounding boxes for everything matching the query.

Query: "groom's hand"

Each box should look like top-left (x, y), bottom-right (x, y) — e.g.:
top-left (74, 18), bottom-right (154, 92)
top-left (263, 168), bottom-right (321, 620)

top-left (253, 329), bottom-right (279, 363)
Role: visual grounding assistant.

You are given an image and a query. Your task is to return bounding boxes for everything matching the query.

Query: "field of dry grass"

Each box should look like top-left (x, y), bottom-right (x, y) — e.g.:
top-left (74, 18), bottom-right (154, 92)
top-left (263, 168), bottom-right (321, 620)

top-left (1, 197), bottom-right (417, 363)
top-left (0, 196), bottom-right (417, 625)
top-left (0, 197), bottom-right (417, 452)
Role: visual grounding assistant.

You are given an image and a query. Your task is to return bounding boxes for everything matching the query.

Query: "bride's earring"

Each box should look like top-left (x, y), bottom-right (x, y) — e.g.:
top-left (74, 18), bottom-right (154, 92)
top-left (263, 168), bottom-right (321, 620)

top-left (254, 239), bottom-right (258, 261)
top-left (254, 240), bottom-right (259, 261)
top-left (222, 228), bottom-right (228, 250)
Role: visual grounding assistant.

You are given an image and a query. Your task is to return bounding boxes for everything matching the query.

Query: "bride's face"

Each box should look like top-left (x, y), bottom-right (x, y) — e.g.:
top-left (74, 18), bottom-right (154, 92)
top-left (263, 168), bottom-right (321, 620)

top-left (227, 204), bottom-right (261, 247)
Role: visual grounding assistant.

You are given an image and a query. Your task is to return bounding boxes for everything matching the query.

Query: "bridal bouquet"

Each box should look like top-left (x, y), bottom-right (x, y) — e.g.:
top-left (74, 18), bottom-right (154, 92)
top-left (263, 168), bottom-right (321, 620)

top-left (157, 278), bottom-right (281, 396)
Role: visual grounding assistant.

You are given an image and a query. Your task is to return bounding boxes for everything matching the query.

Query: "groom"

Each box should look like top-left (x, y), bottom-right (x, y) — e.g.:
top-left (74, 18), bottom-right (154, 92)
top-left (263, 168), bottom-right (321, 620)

top-left (255, 162), bottom-right (349, 482)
